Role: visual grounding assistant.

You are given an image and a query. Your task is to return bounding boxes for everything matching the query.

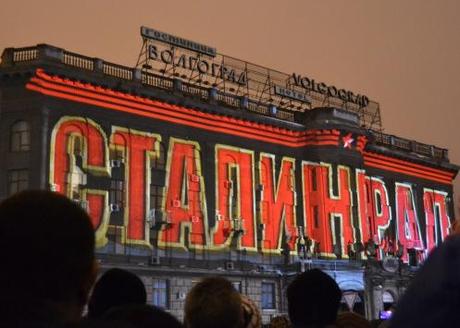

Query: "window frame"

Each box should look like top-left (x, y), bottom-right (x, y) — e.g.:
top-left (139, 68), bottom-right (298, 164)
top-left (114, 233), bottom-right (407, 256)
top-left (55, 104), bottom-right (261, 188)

top-left (150, 185), bottom-right (164, 211)
top-left (109, 179), bottom-right (124, 207)
top-left (261, 282), bottom-right (276, 310)
top-left (10, 120), bottom-right (31, 152)
top-left (231, 281), bottom-right (242, 293)
top-left (152, 278), bottom-right (169, 309)
top-left (8, 169), bottom-right (29, 196)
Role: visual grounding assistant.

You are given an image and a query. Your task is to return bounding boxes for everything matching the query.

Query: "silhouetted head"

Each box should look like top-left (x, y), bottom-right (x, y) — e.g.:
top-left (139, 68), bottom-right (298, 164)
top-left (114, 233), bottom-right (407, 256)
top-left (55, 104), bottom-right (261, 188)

top-left (241, 295), bottom-right (261, 328)
top-left (103, 304), bottom-right (183, 328)
top-left (0, 190), bottom-right (96, 321)
top-left (287, 269), bottom-right (342, 327)
top-left (185, 276), bottom-right (243, 328)
top-left (335, 311), bottom-right (371, 328)
top-left (269, 315), bottom-right (291, 328)
top-left (88, 268), bottom-right (147, 318)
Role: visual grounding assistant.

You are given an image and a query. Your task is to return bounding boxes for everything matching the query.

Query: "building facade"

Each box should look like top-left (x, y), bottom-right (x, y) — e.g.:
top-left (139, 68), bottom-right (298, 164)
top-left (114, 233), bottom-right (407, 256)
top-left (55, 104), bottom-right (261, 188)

top-left (0, 40), bottom-right (457, 322)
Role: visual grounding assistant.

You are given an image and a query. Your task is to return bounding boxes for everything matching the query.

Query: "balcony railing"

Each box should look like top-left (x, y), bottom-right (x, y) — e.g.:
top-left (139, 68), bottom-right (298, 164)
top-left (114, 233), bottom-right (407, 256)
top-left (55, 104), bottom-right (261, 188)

top-left (63, 51), bottom-right (94, 70)
top-left (370, 131), bottom-right (448, 161)
top-left (12, 46), bottom-right (38, 62)
top-left (103, 62), bottom-right (133, 80)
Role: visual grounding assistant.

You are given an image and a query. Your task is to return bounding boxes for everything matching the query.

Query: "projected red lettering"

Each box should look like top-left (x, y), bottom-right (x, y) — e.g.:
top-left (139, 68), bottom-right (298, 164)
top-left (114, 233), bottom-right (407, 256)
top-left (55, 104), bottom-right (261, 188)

top-left (423, 188), bottom-right (450, 253)
top-left (212, 146), bottom-right (256, 251)
top-left (259, 154), bottom-right (297, 253)
top-left (158, 139), bottom-right (208, 249)
top-left (303, 163), bottom-right (354, 258)
top-left (395, 183), bottom-right (424, 262)
top-left (356, 170), bottom-right (392, 259)
top-left (110, 128), bottom-right (159, 245)
top-left (49, 116), bottom-right (454, 260)
top-left (50, 117), bottom-right (110, 247)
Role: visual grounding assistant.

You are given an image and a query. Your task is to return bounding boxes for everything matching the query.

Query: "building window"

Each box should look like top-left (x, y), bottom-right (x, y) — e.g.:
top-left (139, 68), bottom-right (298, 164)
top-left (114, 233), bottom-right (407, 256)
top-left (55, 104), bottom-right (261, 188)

top-left (375, 191), bottom-right (383, 216)
top-left (313, 206), bottom-right (320, 229)
top-left (152, 279), bottom-right (169, 309)
top-left (155, 142), bottom-right (167, 170)
top-left (10, 120), bottom-right (30, 152)
top-left (382, 290), bottom-right (395, 311)
top-left (261, 282), bottom-right (275, 310)
top-left (150, 185), bottom-right (164, 210)
top-left (150, 142), bottom-right (166, 211)
top-left (232, 281), bottom-right (242, 293)
top-left (406, 190), bottom-right (413, 210)
top-left (71, 135), bottom-right (83, 156)
top-left (110, 144), bottom-right (125, 162)
top-left (109, 180), bottom-right (124, 207)
top-left (230, 166), bottom-right (239, 218)
top-left (8, 169), bottom-right (29, 196)
top-left (310, 168), bottom-right (317, 191)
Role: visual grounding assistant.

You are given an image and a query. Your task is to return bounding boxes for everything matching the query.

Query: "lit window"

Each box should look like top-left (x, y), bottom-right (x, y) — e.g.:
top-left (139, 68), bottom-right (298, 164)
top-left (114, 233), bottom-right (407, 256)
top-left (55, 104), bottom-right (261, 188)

top-left (10, 121), bottom-right (30, 152)
top-left (152, 279), bottom-right (169, 309)
top-left (232, 281), bottom-right (242, 293)
top-left (383, 290), bottom-right (395, 311)
top-left (261, 282), bottom-right (275, 309)
top-left (8, 169), bottom-right (29, 196)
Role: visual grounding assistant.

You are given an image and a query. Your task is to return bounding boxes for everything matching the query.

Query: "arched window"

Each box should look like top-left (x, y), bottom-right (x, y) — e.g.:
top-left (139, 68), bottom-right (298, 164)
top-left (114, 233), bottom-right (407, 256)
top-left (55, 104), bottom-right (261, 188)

top-left (383, 290), bottom-right (395, 310)
top-left (10, 120), bottom-right (30, 152)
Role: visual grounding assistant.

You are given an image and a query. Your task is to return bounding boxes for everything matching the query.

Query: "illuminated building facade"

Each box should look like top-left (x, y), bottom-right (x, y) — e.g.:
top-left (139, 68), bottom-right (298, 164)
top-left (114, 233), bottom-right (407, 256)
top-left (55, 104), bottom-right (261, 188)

top-left (0, 31), bottom-right (458, 321)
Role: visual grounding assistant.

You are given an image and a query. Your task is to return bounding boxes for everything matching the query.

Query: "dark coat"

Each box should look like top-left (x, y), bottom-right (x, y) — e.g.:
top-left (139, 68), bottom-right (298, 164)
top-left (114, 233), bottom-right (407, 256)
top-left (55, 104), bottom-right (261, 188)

top-left (390, 235), bottom-right (460, 328)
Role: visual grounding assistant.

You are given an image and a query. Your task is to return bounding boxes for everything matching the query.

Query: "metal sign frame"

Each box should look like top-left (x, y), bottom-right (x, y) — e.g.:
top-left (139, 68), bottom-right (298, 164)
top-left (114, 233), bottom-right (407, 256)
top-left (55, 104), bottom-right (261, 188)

top-left (137, 26), bottom-right (382, 130)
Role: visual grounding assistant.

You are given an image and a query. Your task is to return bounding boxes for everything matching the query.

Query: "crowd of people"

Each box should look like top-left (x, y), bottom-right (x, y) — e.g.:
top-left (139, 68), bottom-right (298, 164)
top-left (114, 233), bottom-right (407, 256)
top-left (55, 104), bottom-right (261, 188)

top-left (0, 190), bottom-right (458, 328)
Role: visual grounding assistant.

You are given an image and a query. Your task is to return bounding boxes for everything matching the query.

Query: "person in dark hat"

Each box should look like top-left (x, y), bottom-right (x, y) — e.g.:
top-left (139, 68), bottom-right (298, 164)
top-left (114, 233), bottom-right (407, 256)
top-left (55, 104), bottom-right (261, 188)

top-left (0, 190), bottom-right (97, 325)
top-left (390, 235), bottom-right (460, 328)
top-left (287, 269), bottom-right (342, 328)
top-left (87, 268), bottom-right (147, 318)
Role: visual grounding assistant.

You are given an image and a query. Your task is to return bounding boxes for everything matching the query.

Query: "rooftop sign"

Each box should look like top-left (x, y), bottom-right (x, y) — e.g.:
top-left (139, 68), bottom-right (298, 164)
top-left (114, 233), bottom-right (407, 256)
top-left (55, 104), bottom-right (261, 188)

top-left (141, 26), bottom-right (217, 57)
top-left (137, 26), bottom-right (379, 129)
top-left (291, 74), bottom-right (369, 107)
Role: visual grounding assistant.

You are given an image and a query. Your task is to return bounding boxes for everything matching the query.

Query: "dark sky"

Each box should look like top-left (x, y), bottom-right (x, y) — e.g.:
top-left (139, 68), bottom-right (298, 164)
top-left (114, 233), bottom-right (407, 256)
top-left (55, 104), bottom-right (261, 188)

top-left (1, 0), bottom-right (459, 213)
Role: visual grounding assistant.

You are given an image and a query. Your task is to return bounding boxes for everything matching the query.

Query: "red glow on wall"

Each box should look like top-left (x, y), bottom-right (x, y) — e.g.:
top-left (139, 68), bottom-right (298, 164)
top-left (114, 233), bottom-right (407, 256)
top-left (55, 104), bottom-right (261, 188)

top-left (51, 118), bottom-right (107, 231)
top-left (357, 171), bottom-right (392, 259)
top-left (303, 163), bottom-right (354, 257)
top-left (47, 115), bottom-right (454, 259)
top-left (213, 147), bottom-right (256, 250)
top-left (111, 129), bottom-right (158, 241)
top-left (423, 189), bottom-right (450, 253)
top-left (259, 155), bottom-right (297, 253)
top-left (395, 184), bottom-right (424, 262)
top-left (159, 141), bottom-right (207, 247)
